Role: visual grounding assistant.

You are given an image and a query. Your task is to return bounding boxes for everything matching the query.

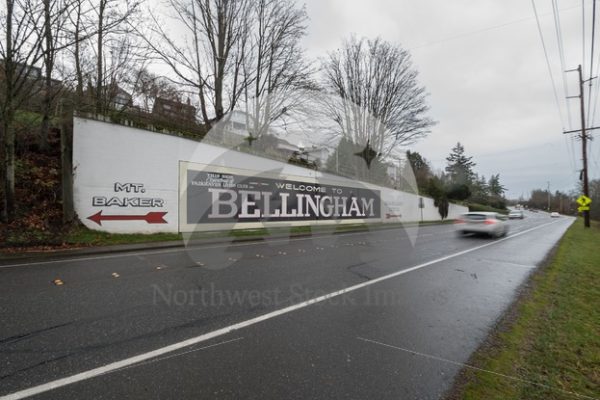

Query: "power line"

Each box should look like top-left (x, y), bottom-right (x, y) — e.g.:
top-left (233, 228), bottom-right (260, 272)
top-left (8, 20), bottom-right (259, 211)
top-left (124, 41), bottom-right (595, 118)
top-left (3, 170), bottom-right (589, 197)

top-left (552, 0), bottom-right (573, 129)
top-left (531, 0), bottom-right (567, 130)
top-left (551, 0), bottom-right (578, 172)
top-left (563, 126), bottom-right (578, 173)
top-left (587, 0), bottom-right (597, 126)
top-left (566, 134), bottom-right (579, 172)
top-left (589, 1), bottom-right (600, 133)
top-left (593, 141), bottom-right (600, 177)
top-left (585, 1), bottom-right (600, 180)
top-left (407, 3), bottom-right (580, 51)
top-left (590, 0), bottom-right (597, 79)
top-left (590, 52), bottom-right (600, 125)
top-left (590, 35), bottom-right (600, 123)
top-left (589, 137), bottom-right (599, 177)
top-left (583, 0), bottom-right (587, 79)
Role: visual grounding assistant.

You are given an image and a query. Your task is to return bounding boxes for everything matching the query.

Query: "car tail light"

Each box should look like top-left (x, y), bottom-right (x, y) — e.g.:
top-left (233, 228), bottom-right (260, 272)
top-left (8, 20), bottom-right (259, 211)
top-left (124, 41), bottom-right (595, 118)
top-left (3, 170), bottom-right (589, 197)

top-left (455, 218), bottom-right (465, 224)
top-left (484, 219), bottom-right (497, 225)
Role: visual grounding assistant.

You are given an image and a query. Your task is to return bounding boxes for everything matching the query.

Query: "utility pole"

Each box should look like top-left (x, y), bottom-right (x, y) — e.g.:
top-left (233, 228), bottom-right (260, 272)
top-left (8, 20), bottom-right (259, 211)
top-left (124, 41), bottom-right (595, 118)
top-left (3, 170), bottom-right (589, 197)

top-left (577, 65), bottom-right (591, 228)
top-left (566, 65), bottom-right (591, 228)
top-left (547, 181), bottom-right (550, 211)
top-left (560, 195), bottom-right (563, 214)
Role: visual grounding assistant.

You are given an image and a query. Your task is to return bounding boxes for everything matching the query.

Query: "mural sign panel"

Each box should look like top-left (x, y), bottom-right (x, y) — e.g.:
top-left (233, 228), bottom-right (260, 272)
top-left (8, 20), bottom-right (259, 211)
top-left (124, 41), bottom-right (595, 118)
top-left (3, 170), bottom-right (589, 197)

top-left (179, 162), bottom-right (381, 231)
top-left (86, 182), bottom-right (168, 226)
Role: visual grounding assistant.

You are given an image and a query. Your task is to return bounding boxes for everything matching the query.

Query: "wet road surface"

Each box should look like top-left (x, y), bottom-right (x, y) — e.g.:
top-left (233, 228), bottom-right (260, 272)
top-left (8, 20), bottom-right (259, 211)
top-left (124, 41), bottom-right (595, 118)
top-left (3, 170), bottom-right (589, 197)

top-left (0, 212), bottom-right (574, 399)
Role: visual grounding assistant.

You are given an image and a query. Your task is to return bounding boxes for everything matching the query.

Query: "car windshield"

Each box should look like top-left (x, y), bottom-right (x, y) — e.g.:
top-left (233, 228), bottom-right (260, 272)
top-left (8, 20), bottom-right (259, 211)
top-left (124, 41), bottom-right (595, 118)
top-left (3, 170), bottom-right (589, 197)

top-left (1, 2), bottom-right (597, 400)
top-left (462, 213), bottom-right (487, 220)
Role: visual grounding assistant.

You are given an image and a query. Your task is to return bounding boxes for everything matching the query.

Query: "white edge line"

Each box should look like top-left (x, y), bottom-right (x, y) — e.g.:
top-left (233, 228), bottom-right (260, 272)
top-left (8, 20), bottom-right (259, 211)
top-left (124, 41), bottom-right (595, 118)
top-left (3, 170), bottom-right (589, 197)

top-left (105, 336), bottom-right (244, 375)
top-left (0, 220), bottom-right (565, 400)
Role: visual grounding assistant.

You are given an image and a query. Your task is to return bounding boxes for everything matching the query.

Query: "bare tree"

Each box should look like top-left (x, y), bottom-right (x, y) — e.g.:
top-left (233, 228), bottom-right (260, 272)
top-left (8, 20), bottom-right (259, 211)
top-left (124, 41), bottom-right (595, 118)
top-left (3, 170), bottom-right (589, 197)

top-left (240, 0), bottom-right (313, 140)
top-left (132, 67), bottom-right (182, 110)
top-left (38, 0), bottom-right (74, 151)
top-left (38, 0), bottom-right (142, 147)
top-left (196, 0), bottom-right (249, 121)
top-left (95, 33), bottom-right (151, 113)
top-left (37, 0), bottom-right (141, 115)
top-left (143, 0), bottom-right (249, 126)
top-left (64, 0), bottom-right (92, 105)
top-left (322, 36), bottom-right (435, 159)
top-left (0, 0), bottom-right (44, 222)
top-left (92, 0), bottom-right (142, 113)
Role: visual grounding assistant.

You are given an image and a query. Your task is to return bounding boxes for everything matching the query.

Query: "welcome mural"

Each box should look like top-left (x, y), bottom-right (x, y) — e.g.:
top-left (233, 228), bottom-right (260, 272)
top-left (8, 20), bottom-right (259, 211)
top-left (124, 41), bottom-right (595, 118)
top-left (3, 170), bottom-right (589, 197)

top-left (181, 164), bottom-right (381, 230)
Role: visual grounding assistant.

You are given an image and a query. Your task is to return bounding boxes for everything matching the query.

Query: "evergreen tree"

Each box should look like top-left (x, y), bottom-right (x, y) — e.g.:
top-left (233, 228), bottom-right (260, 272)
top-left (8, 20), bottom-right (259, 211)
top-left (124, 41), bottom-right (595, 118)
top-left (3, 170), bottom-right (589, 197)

top-left (470, 173), bottom-right (489, 203)
top-left (488, 174), bottom-right (506, 197)
top-left (403, 150), bottom-right (432, 193)
top-left (446, 183), bottom-right (471, 201)
top-left (445, 142), bottom-right (476, 185)
top-left (426, 176), bottom-right (449, 219)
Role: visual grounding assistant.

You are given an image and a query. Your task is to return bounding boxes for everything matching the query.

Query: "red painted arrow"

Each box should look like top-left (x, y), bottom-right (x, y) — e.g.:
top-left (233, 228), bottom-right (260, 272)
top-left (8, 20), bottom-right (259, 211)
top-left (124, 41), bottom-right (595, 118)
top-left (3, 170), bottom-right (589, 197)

top-left (87, 211), bottom-right (168, 226)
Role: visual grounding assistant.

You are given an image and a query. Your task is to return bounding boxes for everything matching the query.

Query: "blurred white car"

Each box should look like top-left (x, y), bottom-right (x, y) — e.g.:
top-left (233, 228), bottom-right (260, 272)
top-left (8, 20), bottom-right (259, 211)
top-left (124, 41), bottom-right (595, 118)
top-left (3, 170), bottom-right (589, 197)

top-left (455, 212), bottom-right (509, 238)
top-left (508, 210), bottom-right (524, 219)
top-left (550, 212), bottom-right (560, 218)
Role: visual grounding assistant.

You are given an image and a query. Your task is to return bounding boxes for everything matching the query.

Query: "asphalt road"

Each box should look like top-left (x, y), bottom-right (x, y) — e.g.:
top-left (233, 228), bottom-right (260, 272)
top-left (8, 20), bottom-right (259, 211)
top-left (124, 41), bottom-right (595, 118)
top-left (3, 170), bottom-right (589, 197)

top-left (0, 212), bottom-right (574, 399)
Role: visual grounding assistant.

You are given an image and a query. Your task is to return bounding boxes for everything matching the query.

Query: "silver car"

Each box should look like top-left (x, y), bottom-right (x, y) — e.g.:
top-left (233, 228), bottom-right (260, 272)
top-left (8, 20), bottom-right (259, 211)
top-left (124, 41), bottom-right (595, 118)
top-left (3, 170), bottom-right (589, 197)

top-left (508, 210), bottom-right (524, 219)
top-left (455, 212), bottom-right (509, 238)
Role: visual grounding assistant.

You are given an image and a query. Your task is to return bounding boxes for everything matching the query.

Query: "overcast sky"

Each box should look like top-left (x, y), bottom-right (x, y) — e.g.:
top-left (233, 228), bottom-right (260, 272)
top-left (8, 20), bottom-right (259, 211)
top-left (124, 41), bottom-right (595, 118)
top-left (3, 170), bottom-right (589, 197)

top-left (300, 0), bottom-right (599, 198)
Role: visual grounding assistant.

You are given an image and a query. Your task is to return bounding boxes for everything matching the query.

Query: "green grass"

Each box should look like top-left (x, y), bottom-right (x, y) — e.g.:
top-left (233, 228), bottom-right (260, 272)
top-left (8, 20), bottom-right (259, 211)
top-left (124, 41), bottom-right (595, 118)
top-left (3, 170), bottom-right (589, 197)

top-left (63, 226), bottom-right (183, 246)
top-left (454, 219), bottom-right (600, 400)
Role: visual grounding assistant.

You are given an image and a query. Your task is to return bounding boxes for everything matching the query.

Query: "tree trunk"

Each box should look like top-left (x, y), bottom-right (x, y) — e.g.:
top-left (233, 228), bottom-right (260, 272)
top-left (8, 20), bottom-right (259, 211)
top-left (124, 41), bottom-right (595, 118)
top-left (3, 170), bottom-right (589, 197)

top-left (3, 115), bottom-right (16, 222)
top-left (191, 2), bottom-right (209, 126)
top-left (75, 39), bottom-right (83, 105)
top-left (2, 0), bottom-right (15, 222)
top-left (39, 0), bottom-right (52, 152)
top-left (214, 4), bottom-right (226, 121)
top-left (95, 0), bottom-right (105, 114)
top-left (40, 74), bottom-right (52, 152)
top-left (60, 102), bottom-right (75, 224)
top-left (74, 1), bottom-right (83, 108)
top-left (0, 119), bottom-right (7, 223)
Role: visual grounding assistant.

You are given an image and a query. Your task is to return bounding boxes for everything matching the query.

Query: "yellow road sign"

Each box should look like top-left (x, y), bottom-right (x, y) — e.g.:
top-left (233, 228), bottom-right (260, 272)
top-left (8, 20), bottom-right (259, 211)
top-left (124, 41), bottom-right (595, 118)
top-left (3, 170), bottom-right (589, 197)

top-left (576, 195), bottom-right (592, 206)
top-left (578, 206), bottom-right (590, 212)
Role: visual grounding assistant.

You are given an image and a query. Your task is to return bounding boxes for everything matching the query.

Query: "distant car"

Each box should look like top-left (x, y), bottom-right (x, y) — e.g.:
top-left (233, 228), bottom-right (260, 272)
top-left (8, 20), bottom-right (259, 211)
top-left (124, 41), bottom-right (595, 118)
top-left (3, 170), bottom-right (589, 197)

top-left (508, 210), bottom-right (524, 219)
top-left (455, 212), bottom-right (509, 238)
top-left (550, 212), bottom-right (560, 218)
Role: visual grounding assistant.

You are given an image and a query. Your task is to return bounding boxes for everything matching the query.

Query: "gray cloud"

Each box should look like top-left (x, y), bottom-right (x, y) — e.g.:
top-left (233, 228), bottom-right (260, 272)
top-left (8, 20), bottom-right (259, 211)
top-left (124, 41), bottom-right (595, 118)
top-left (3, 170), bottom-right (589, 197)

top-left (301, 0), bottom-right (598, 197)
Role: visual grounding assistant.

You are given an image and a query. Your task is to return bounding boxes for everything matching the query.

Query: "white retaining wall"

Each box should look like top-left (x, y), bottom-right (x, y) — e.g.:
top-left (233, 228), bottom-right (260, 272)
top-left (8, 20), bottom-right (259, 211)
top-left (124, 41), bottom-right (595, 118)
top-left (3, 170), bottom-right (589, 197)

top-left (73, 117), bottom-right (468, 233)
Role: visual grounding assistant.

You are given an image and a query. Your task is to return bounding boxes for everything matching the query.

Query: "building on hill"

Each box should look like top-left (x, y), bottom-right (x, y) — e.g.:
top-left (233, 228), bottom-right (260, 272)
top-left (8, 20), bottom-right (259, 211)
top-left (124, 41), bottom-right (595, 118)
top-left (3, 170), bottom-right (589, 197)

top-left (109, 86), bottom-right (133, 110)
top-left (0, 61), bottom-right (65, 112)
top-left (0, 61), bottom-right (42, 81)
top-left (82, 83), bottom-right (133, 111)
top-left (152, 97), bottom-right (197, 123)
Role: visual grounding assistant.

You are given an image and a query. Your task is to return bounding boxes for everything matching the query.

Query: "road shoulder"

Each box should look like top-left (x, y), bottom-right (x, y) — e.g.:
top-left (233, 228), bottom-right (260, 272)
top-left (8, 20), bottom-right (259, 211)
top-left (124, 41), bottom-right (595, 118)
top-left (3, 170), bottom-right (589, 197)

top-left (444, 218), bottom-right (599, 400)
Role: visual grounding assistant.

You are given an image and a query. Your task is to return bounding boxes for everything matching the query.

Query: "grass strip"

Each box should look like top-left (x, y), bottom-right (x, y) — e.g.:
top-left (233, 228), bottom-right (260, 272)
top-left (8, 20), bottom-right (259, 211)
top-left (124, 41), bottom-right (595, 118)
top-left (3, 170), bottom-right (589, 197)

top-left (450, 218), bottom-right (600, 400)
